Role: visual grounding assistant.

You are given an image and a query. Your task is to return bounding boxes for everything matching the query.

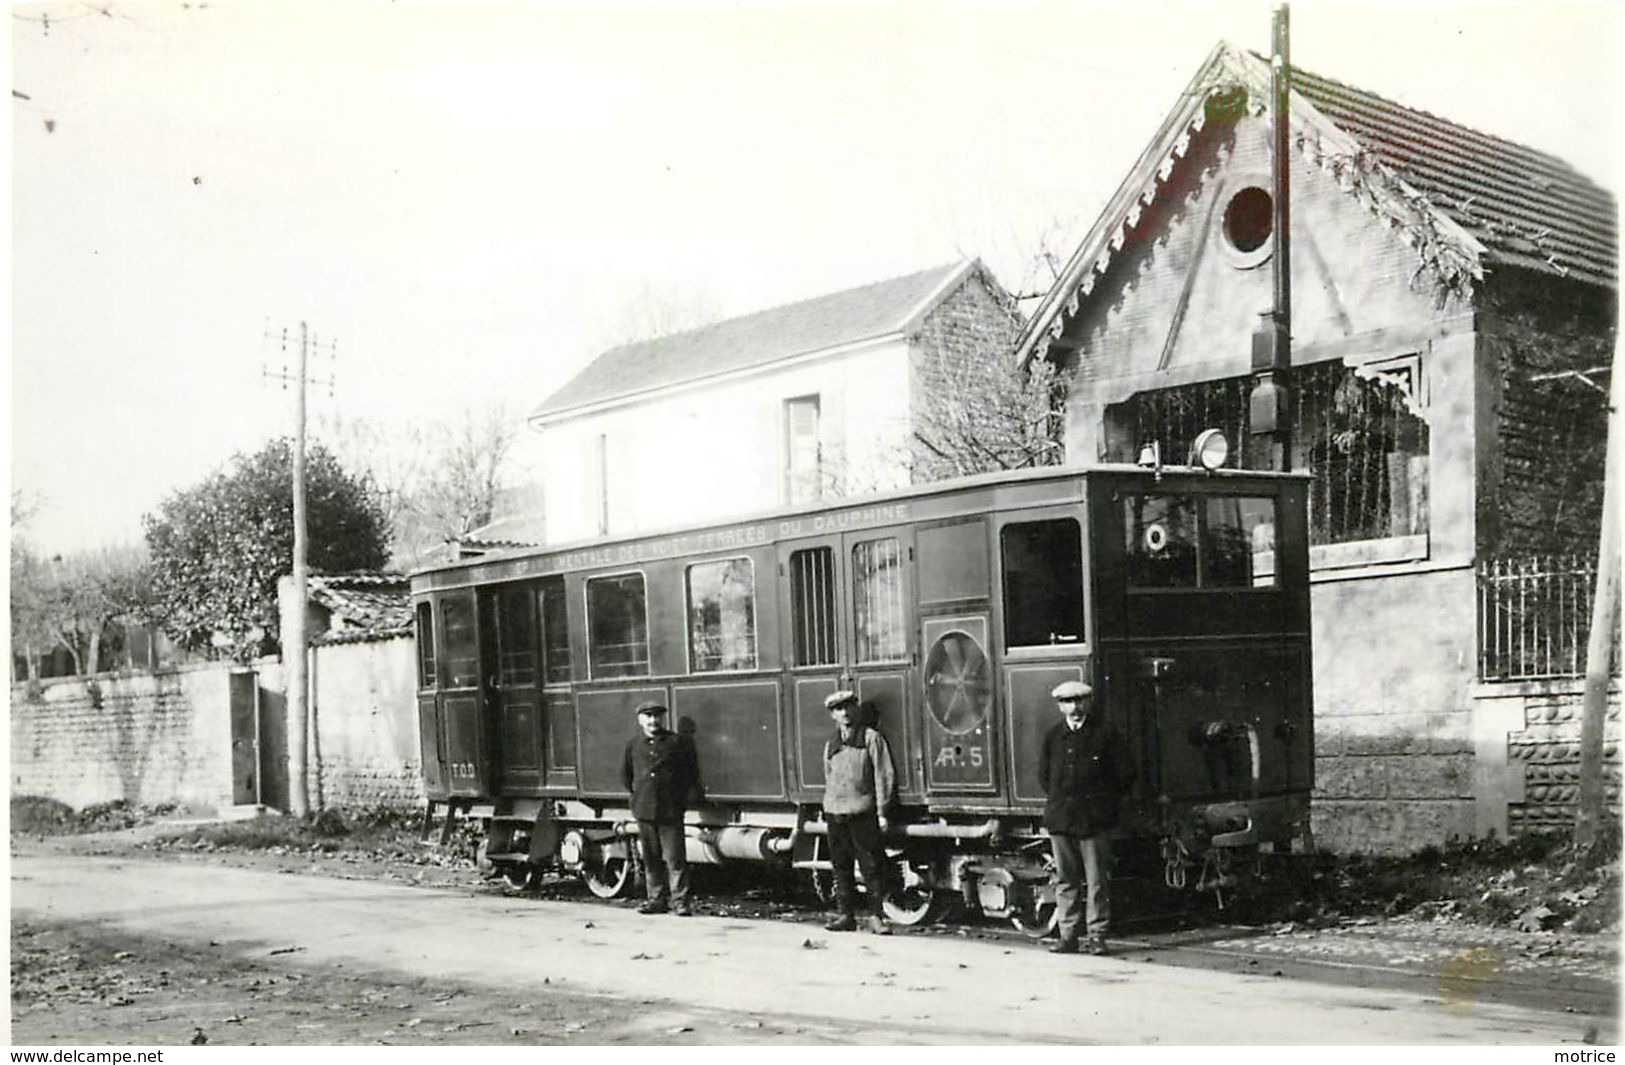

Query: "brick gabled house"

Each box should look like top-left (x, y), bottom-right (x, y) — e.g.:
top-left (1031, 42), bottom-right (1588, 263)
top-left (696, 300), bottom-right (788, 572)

top-left (1015, 41), bottom-right (1616, 852)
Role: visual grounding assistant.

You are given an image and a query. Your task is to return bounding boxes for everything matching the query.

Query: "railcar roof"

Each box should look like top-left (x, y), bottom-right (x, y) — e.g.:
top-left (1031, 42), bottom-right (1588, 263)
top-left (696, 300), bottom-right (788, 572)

top-left (409, 462), bottom-right (1305, 583)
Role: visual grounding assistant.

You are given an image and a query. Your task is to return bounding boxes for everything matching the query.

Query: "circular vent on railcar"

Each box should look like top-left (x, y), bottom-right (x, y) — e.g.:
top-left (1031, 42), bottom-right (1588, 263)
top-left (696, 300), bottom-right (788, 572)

top-left (923, 629), bottom-right (993, 735)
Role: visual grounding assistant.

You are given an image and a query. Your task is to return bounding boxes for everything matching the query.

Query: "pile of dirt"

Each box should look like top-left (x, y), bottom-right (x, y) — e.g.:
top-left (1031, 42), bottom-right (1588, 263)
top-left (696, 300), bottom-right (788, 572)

top-left (10, 796), bottom-right (177, 837)
top-left (1261, 831), bottom-right (1620, 934)
top-left (136, 806), bottom-right (479, 870)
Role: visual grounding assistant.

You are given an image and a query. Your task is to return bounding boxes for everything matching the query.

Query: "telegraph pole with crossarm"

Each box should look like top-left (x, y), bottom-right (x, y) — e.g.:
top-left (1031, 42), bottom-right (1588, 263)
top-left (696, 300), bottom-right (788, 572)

top-left (263, 322), bottom-right (336, 818)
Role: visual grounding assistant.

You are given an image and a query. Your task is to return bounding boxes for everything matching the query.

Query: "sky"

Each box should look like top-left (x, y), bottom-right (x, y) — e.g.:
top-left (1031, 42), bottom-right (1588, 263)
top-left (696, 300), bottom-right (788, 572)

top-left (9, 0), bottom-right (1621, 555)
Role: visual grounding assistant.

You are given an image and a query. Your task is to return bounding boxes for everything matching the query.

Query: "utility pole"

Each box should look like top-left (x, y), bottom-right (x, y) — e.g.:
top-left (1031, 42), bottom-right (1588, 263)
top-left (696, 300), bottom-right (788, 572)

top-left (1249, 3), bottom-right (1293, 471)
top-left (1575, 347), bottom-right (1621, 848)
top-left (263, 322), bottom-right (335, 819)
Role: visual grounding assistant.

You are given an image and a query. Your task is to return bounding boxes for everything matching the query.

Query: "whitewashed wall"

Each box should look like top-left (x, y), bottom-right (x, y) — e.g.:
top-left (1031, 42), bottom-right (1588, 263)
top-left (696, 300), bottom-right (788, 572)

top-left (532, 338), bottom-right (914, 543)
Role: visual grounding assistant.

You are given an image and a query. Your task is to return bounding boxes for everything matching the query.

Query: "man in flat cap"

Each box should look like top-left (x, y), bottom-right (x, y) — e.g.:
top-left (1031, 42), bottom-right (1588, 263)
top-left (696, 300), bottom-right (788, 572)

top-left (621, 699), bottom-right (704, 916)
top-left (1040, 679), bottom-right (1128, 955)
top-left (821, 690), bottom-right (898, 935)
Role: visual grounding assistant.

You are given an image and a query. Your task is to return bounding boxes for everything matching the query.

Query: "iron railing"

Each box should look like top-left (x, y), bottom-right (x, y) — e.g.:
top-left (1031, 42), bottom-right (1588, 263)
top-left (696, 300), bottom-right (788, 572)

top-left (1477, 555), bottom-right (1596, 681)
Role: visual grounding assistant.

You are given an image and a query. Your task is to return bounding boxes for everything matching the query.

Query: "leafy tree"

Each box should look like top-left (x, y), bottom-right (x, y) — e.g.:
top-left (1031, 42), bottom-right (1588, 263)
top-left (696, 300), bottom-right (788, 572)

top-left (142, 438), bottom-right (389, 660)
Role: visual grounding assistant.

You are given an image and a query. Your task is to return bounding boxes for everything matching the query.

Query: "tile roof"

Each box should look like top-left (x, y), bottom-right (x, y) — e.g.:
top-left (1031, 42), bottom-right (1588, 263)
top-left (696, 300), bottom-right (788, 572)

top-left (534, 261), bottom-right (975, 420)
top-left (308, 573), bottom-right (412, 644)
top-left (1017, 42), bottom-right (1616, 367)
top-left (1286, 59), bottom-right (1616, 290)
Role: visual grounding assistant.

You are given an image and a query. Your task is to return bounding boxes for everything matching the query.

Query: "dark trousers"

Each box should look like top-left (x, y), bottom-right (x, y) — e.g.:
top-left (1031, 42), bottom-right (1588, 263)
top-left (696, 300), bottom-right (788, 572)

top-left (1050, 832), bottom-right (1112, 941)
top-left (828, 812), bottom-right (888, 917)
top-left (637, 819), bottom-right (689, 904)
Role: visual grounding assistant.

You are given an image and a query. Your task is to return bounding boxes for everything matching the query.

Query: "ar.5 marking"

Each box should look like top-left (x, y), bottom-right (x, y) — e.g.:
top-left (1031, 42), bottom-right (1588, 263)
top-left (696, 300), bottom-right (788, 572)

top-left (933, 745), bottom-right (985, 768)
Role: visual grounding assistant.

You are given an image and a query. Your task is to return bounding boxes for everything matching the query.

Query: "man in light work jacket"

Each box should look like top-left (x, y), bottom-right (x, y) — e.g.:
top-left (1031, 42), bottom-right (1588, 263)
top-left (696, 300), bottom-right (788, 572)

top-left (1039, 679), bottom-right (1129, 955)
top-left (821, 690), bottom-right (897, 935)
top-left (621, 700), bottom-right (704, 916)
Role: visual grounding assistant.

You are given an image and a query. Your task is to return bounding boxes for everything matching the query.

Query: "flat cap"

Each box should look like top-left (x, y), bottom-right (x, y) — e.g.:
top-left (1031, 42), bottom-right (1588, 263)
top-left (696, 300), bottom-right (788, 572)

top-left (824, 689), bottom-right (859, 710)
top-left (633, 699), bottom-right (669, 716)
top-left (1051, 680), bottom-right (1094, 701)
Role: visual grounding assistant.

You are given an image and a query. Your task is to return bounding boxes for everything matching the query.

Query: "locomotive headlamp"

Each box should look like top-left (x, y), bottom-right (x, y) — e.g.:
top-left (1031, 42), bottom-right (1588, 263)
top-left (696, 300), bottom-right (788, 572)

top-left (1190, 429), bottom-right (1229, 472)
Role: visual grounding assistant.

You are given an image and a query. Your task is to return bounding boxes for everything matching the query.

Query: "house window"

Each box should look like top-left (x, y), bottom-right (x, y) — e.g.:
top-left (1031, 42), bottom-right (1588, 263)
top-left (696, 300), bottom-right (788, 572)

top-left (1001, 518), bottom-right (1085, 647)
top-left (1223, 187), bottom-right (1273, 253)
top-left (1119, 359), bottom-right (1428, 548)
top-left (537, 575), bottom-right (572, 685)
top-left (587, 573), bottom-right (649, 678)
top-left (789, 547), bottom-right (839, 666)
top-left (1296, 359), bottom-right (1429, 544)
top-left (785, 395), bottom-right (822, 505)
top-left (853, 537), bottom-right (905, 663)
top-left (415, 602), bottom-right (436, 689)
top-left (687, 558), bottom-right (758, 672)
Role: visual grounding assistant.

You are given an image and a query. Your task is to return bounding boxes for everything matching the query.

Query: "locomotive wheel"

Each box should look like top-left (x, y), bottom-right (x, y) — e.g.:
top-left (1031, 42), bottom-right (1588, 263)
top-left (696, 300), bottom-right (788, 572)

top-left (1010, 859), bottom-right (1060, 939)
top-left (501, 863), bottom-right (538, 892)
top-left (582, 853), bottom-right (637, 899)
top-left (881, 861), bottom-right (943, 927)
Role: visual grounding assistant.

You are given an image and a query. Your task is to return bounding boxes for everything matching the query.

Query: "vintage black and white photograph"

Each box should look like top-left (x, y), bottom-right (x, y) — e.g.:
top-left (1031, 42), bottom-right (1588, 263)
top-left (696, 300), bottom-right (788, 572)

top-left (8, 0), bottom-right (1620, 1050)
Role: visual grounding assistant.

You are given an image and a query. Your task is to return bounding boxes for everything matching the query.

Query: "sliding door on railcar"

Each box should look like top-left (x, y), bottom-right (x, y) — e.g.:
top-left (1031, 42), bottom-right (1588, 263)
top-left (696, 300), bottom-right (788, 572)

top-left (413, 601), bottom-right (447, 799)
top-left (990, 508), bottom-right (1092, 808)
top-left (434, 590), bottom-right (489, 797)
top-left (779, 527), bottom-right (924, 803)
top-left (475, 576), bottom-right (577, 794)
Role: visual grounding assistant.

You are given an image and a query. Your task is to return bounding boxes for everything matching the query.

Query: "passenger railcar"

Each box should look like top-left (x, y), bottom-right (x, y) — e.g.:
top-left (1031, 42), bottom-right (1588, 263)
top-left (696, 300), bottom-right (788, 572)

top-left (410, 450), bottom-right (1313, 931)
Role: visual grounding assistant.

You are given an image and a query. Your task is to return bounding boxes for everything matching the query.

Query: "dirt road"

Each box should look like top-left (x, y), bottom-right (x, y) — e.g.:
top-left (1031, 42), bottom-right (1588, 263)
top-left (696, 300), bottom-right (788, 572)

top-left (10, 853), bottom-right (1612, 1045)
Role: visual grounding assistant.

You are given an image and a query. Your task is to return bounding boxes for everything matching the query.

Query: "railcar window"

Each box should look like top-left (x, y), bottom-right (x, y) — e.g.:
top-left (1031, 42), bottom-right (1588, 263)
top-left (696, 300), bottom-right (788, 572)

top-left (1205, 496), bottom-right (1279, 587)
top-left (537, 576), bottom-right (572, 685)
top-left (495, 585), bottom-right (538, 686)
top-left (789, 547), bottom-right (839, 666)
top-left (1125, 495), bottom-right (1199, 587)
top-left (440, 594), bottom-right (479, 688)
top-left (415, 602), bottom-right (436, 689)
top-left (1125, 495), bottom-right (1279, 588)
top-left (853, 537), bottom-right (906, 663)
top-left (1000, 519), bottom-right (1085, 647)
top-left (587, 573), bottom-right (650, 678)
top-left (687, 558), bottom-right (758, 672)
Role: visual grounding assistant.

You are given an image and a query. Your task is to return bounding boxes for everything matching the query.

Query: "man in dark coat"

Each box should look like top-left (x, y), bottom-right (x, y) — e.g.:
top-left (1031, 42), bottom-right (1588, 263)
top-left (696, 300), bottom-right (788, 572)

top-left (1039, 679), bottom-right (1128, 955)
top-left (621, 700), bottom-right (704, 915)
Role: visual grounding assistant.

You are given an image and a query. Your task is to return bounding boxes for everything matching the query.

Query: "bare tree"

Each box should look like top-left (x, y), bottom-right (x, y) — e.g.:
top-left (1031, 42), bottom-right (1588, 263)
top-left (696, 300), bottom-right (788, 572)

top-left (324, 404), bottom-right (522, 570)
top-left (405, 403), bottom-right (519, 547)
top-left (909, 351), bottom-right (1069, 481)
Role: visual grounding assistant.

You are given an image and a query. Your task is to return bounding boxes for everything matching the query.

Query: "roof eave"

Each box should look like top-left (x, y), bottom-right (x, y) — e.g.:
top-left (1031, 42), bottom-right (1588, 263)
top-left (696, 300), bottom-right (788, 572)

top-left (528, 328), bottom-right (910, 428)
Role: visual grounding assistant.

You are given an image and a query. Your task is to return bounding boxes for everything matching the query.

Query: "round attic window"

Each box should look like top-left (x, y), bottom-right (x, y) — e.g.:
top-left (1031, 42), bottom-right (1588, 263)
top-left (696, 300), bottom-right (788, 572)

top-left (1223, 186), bottom-right (1274, 254)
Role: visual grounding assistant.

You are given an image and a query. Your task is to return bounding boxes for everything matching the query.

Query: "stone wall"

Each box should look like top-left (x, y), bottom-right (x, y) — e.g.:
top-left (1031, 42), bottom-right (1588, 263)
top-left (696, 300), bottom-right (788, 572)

top-left (9, 636), bottom-right (426, 814)
top-left (1472, 677), bottom-right (1622, 837)
top-left (9, 662), bottom-right (244, 811)
top-left (1308, 566), bottom-right (1479, 853)
top-left (310, 636), bottom-right (424, 809)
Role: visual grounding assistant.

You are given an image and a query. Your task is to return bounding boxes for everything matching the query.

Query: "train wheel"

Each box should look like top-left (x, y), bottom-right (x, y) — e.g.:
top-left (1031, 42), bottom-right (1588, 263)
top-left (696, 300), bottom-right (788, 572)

top-left (501, 863), bottom-right (538, 892)
top-left (582, 853), bottom-right (637, 899)
top-left (881, 861), bottom-right (943, 927)
top-left (1010, 883), bottom-right (1059, 938)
